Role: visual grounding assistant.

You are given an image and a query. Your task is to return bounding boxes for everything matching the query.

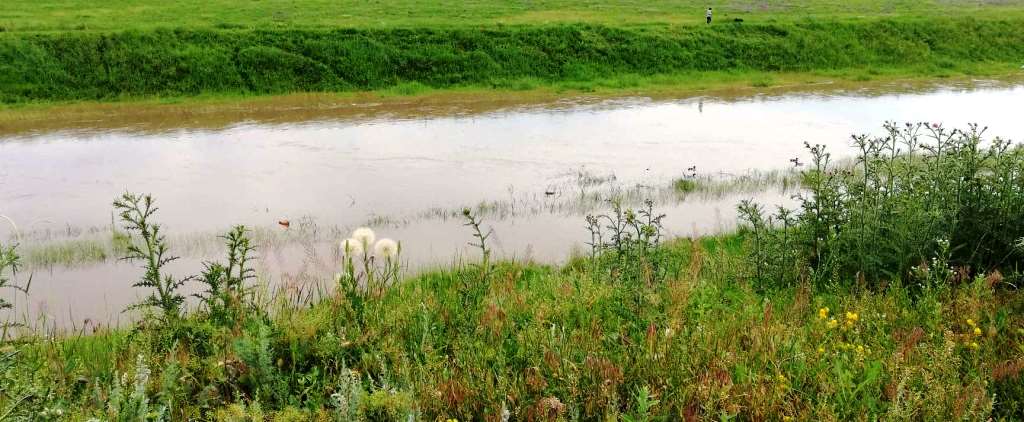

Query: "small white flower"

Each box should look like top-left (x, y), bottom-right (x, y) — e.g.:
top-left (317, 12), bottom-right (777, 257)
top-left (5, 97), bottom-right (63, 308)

top-left (340, 238), bottom-right (364, 256)
top-left (352, 227), bottom-right (376, 248)
top-left (501, 402), bottom-right (511, 422)
top-left (374, 238), bottom-right (399, 258)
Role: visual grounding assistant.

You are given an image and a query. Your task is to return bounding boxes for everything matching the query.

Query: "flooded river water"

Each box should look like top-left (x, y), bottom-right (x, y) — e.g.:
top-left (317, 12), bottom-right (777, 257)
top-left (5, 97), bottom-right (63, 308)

top-left (2, 80), bottom-right (1023, 328)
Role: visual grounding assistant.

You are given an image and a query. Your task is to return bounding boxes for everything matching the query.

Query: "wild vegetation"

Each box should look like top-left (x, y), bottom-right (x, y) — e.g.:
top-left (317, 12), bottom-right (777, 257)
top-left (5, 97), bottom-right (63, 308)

top-left (1, 123), bottom-right (1023, 420)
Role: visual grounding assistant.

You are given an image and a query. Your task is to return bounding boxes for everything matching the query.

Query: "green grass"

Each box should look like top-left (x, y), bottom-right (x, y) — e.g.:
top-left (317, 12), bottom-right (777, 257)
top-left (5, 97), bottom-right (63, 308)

top-left (3, 0), bottom-right (1024, 32)
top-left (3, 235), bottom-right (1024, 420)
top-left (672, 170), bottom-right (804, 195)
top-left (2, 19), bottom-right (1023, 104)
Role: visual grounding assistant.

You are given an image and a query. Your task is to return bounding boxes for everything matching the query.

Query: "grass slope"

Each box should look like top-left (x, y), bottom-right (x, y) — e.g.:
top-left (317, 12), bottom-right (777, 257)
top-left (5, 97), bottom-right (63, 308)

top-left (2, 19), bottom-right (1023, 103)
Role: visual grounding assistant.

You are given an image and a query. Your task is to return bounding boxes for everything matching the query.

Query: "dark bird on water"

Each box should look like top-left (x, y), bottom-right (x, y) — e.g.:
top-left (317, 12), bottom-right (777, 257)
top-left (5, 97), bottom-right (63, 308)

top-left (278, 219), bottom-right (290, 228)
top-left (686, 165), bottom-right (698, 178)
top-left (790, 157), bottom-right (803, 167)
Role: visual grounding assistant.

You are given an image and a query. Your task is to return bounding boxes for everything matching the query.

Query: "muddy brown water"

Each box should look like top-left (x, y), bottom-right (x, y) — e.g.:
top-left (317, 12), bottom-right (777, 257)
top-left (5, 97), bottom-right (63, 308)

top-left (2, 80), bottom-right (1023, 329)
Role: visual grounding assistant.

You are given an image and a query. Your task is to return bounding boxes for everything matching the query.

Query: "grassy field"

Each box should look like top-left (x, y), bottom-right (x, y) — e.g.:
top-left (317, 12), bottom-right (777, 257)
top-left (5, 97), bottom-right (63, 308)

top-left (0, 1), bottom-right (1023, 105)
top-left (3, 0), bottom-right (1024, 32)
top-left (1, 122), bottom-right (1023, 420)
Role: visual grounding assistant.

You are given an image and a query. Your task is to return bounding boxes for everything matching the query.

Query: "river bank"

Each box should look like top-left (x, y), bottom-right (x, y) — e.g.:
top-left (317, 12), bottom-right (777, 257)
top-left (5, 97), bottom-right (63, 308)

top-left (3, 19), bottom-right (1023, 105)
top-left (2, 69), bottom-right (1022, 136)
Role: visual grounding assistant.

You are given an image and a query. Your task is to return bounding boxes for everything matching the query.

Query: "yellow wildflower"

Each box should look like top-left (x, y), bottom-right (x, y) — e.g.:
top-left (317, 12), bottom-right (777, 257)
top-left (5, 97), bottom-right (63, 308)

top-left (818, 307), bottom-right (829, 320)
top-left (969, 342), bottom-right (980, 350)
top-left (783, 416), bottom-right (794, 422)
top-left (856, 345), bottom-right (864, 354)
top-left (973, 327), bottom-right (982, 336)
top-left (966, 318), bottom-right (975, 327)
top-left (827, 318), bottom-right (838, 329)
top-left (846, 312), bottom-right (859, 322)
top-left (817, 346), bottom-right (825, 354)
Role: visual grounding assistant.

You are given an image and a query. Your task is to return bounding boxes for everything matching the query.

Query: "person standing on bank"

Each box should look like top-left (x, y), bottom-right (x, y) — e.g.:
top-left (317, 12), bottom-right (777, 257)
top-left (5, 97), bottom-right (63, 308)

top-left (706, 7), bottom-right (713, 24)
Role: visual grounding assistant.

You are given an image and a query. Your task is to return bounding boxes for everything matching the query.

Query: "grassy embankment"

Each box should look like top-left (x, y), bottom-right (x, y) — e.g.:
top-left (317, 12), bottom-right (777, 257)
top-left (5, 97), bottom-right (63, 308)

top-left (1, 15), bottom-right (1023, 107)
top-left (1, 123), bottom-right (1023, 420)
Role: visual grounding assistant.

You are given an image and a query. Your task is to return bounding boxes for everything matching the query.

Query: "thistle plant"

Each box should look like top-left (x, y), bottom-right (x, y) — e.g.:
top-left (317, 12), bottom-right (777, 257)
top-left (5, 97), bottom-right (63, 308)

top-left (742, 122), bottom-right (1024, 289)
top-left (585, 199), bottom-right (666, 285)
top-left (461, 207), bottom-right (493, 273)
top-left (738, 201), bottom-right (800, 288)
top-left (0, 243), bottom-right (30, 338)
top-left (114, 193), bottom-right (187, 321)
top-left (459, 207), bottom-right (496, 306)
top-left (194, 225), bottom-right (257, 325)
top-left (0, 215), bottom-right (30, 339)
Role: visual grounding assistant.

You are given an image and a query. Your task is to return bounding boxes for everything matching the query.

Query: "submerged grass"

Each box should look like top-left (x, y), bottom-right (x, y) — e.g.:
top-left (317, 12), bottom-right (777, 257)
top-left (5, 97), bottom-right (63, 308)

top-left (673, 169), bottom-right (803, 196)
top-left (14, 169), bottom-right (798, 269)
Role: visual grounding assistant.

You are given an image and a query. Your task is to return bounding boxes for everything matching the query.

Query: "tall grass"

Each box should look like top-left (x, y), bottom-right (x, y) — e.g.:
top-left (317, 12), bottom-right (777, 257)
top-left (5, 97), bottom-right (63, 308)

top-left (2, 19), bottom-right (1024, 103)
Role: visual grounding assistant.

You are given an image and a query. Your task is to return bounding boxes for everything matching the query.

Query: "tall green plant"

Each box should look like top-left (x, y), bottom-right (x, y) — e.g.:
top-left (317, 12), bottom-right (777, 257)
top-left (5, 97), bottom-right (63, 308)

top-left (194, 225), bottom-right (257, 325)
top-left (742, 122), bottom-right (1024, 288)
top-left (113, 193), bottom-right (187, 321)
top-left (0, 243), bottom-right (30, 338)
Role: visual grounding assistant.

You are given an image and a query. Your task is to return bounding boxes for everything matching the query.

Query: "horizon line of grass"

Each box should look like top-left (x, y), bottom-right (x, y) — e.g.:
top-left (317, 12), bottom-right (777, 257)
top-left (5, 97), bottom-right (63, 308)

top-left (5, 0), bottom-right (1024, 33)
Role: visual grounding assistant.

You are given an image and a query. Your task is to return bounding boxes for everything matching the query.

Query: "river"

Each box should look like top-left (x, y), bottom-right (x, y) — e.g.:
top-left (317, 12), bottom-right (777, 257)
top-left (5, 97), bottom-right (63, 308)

top-left (2, 79), bottom-right (1022, 329)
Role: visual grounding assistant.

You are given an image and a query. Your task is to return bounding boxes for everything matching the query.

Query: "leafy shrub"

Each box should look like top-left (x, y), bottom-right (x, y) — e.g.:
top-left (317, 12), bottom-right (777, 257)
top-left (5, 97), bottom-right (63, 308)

top-left (741, 122), bottom-right (1024, 289)
top-left (233, 322), bottom-right (285, 403)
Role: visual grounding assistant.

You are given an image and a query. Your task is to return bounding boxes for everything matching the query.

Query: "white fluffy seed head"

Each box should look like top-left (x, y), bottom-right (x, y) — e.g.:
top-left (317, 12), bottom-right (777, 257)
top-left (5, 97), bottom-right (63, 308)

top-left (351, 227), bottom-right (376, 249)
top-left (340, 238), bottom-right (364, 256)
top-left (374, 238), bottom-right (399, 258)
